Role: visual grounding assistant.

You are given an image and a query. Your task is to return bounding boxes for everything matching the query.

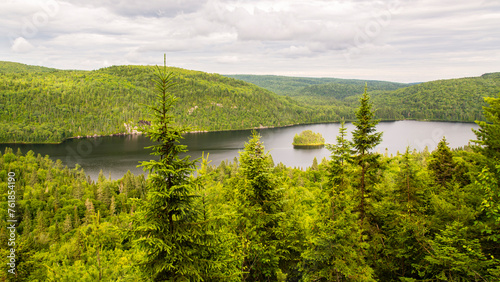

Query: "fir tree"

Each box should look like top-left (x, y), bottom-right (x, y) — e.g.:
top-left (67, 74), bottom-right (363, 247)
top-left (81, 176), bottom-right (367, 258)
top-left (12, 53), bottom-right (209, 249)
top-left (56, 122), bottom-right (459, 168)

top-left (427, 137), bottom-right (455, 187)
top-left (351, 85), bottom-right (382, 221)
top-left (473, 93), bottom-right (500, 162)
top-left (304, 119), bottom-right (375, 281)
top-left (236, 131), bottom-right (283, 281)
top-left (327, 118), bottom-right (353, 190)
top-left (133, 55), bottom-right (205, 281)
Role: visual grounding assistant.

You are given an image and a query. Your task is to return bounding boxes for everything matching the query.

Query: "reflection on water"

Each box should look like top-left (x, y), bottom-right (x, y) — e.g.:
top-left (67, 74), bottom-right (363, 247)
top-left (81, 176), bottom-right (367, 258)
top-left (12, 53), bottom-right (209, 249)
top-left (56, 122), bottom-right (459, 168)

top-left (1, 121), bottom-right (478, 181)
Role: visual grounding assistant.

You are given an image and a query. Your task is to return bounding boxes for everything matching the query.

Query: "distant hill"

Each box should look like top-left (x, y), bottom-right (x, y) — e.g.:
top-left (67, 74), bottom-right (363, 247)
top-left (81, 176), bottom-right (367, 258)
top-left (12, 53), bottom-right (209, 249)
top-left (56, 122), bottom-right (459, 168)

top-left (227, 73), bottom-right (500, 122)
top-left (224, 74), bottom-right (410, 97)
top-left (369, 72), bottom-right (500, 121)
top-left (0, 62), bottom-right (332, 143)
top-left (0, 61), bottom-right (58, 73)
top-left (1, 61), bottom-right (498, 144)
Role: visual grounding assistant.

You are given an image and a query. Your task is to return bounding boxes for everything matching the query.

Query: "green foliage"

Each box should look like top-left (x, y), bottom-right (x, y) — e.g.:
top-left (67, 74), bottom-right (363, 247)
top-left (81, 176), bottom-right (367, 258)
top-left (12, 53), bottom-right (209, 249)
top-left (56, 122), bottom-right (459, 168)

top-left (473, 92), bottom-right (500, 162)
top-left (224, 74), bottom-right (409, 97)
top-left (2, 64), bottom-right (500, 281)
top-left (293, 130), bottom-right (325, 146)
top-left (234, 131), bottom-right (284, 281)
top-left (0, 61), bottom-right (326, 143)
top-left (229, 73), bottom-right (500, 123)
top-left (132, 57), bottom-right (231, 281)
top-left (3, 61), bottom-right (499, 144)
top-left (428, 137), bottom-right (457, 187)
top-left (352, 85), bottom-right (383, 221)
top-left (0, 148), bottom-right (145, 281)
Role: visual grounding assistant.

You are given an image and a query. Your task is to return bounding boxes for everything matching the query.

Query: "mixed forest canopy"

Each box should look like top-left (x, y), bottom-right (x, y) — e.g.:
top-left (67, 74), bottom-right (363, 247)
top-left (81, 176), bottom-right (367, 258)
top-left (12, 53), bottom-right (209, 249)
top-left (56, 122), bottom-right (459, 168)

top-left (1, 63), bottom-right (499, 279)
top-left (1, 61), bottom-right (500, 144)
top-left (227, 73), bottom-right (500, 123)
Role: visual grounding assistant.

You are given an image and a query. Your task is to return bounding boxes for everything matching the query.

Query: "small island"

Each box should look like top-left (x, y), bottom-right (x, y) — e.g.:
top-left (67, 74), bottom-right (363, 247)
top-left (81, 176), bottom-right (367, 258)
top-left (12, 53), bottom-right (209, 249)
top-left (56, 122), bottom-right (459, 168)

top-left (292, 130), bottom-right (325, 148)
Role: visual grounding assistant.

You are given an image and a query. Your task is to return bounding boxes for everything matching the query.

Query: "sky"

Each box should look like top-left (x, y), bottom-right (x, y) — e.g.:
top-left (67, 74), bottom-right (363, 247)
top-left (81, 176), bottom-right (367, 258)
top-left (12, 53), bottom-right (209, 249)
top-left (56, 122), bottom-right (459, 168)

top-left (1, 0), bottom-right (499, 83)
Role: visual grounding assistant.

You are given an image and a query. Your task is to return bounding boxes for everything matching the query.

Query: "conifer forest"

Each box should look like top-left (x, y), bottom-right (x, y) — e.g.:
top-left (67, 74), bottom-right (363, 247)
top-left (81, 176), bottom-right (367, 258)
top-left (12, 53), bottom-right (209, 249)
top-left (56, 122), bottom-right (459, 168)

top-left (1, 60), bottom-right (500, 281)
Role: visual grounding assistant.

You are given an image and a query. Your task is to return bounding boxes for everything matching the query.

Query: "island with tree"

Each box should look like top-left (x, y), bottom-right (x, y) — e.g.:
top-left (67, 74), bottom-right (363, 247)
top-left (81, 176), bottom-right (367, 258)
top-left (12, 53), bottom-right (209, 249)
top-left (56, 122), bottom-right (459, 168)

top-left (292, 130), bottom-right (325, 148)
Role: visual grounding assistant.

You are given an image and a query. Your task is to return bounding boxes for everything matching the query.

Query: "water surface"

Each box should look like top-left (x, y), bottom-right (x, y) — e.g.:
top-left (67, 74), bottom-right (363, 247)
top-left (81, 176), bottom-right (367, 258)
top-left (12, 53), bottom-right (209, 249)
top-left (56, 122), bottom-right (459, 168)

top-left (1, 121), bottom-right (479, 180)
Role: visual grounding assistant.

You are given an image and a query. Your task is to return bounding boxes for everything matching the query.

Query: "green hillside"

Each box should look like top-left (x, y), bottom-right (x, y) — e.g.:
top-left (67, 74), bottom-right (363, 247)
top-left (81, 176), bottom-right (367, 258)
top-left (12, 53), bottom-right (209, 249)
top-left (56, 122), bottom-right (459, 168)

top-left (0, 61), bottom-right (58, 74)
top-left (224, 74), bottom-right (409, 96)
top-left (369, 72), bottom-right (500, 121)
top-left (0, 63), bottom-right (335, 143)
top-left (1, 61), bottom-right (499, 144)
top-left (228, 73), bottom-right (500, 122)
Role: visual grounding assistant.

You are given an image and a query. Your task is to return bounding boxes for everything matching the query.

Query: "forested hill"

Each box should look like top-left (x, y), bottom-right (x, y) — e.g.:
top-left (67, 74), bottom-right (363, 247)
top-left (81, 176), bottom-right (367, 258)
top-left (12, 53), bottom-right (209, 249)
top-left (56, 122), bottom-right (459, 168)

top-left (228, 73), bottom-right (500, 122)
top-left (224, 74), bottom-right (410, 96)
top-left (0, 62), bottom-right (334, 144)
top-left (0, 61), bottom-right (58, 74)
top-left (368, 72), bottom-right (500, 121)
top-left (1, 61), bottom-right (499, 144)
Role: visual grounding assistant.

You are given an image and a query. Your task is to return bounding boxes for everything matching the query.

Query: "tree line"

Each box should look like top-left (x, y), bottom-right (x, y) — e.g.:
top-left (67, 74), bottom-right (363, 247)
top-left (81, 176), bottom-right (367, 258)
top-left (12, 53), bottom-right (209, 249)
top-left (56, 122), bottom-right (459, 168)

top-left (2, 61), bottom-right (499, 144)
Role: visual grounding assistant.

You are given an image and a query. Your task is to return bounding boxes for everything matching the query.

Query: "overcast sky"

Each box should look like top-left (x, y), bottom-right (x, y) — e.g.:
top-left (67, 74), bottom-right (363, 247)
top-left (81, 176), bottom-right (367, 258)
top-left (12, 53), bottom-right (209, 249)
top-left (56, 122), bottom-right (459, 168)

top-left (1, 0), bottom-right (499, 83)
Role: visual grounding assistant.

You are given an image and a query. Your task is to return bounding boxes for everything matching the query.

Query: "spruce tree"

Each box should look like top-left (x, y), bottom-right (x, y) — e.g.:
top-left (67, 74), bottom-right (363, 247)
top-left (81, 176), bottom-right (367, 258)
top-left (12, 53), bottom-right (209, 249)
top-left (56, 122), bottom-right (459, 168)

top-left (235, 131), bottom-right (283, 281)
top-left (427, 137), bottom-right (456, 187)
top-left (327, 118), bottom-right (353, 190)
top-left (303, 118), bottom-right (375, 281)
top-left (351, 85), bottom-right (382, 221)
top-left (133, 55), bottom-right (204, 281)
top-left (473, 93), bottom-right (500, 162)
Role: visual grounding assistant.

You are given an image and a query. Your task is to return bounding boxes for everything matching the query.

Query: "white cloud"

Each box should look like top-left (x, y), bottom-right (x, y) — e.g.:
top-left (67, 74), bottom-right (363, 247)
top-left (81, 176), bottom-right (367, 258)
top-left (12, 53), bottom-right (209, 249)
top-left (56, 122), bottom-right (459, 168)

top-left (11, 37), bottom-right (35, 53)
top-left (63, 0), bottom-right (208, 17)
top-left (0, 0), bottom-right (499, 82)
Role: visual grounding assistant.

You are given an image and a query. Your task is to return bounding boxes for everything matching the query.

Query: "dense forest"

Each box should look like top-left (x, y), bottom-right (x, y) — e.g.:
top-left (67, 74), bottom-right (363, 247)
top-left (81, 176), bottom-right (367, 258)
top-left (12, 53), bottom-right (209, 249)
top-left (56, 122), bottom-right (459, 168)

top-left (0, 62), bottom-right (331, 144)
top-left (224, 74), bottom-right (410, 97)
top-left (1, 61), bottom-right (500, 144)
top-left (228, 73), bottom-right (500, 123)
top-left (1, 62), bottom-right (499, 281)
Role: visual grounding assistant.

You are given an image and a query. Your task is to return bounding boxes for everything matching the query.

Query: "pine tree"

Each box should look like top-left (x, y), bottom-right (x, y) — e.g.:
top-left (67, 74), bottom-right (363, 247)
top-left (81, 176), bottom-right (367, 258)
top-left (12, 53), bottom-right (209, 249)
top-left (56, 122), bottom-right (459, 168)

top-left (133, 55), bottom-right (214, 281)
top-left (351, 85), bottom-right (382, 221)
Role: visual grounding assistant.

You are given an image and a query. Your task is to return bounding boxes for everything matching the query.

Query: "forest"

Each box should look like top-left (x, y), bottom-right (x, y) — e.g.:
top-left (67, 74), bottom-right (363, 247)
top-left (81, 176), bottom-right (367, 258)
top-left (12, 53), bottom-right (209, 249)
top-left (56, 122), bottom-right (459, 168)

top-left (0, 62), bottom-right (327, 143)
top-left (1, 61), bottom-right (500, 144)
top-left (228, 73), bottom-right (500, 123)
top-left (0, 61), bottom-right (499, 281)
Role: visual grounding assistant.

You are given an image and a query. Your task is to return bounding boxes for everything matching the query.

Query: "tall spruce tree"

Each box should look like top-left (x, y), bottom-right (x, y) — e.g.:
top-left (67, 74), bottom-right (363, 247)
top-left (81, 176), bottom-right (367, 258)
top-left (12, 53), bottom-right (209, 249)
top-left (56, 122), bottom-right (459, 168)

top-left (133, 55), bottom-right (206, 281)
top-left (235, 131), bottom-right (283, 281)
top-left (327, 118), bottom-right (353, 191)
top-left (352, 85), bottom-right (382, 221)
top-left (303, 118), bottom-right (375, 281)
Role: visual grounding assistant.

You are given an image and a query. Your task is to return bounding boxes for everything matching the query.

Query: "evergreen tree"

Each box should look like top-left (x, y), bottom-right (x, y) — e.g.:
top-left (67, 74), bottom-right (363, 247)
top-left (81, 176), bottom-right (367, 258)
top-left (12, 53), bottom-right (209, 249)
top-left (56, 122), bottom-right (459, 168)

top-left (327, 118), bottom-right (353, 190)
top-left (303, 118), bottom-right (375, 281)
top-left (133, 55), bottom-right (206, 281)
top-left (351, 85), bottom-right (382, 221)
top-left (473, 93), bottom-right (500, 162)
top-left (427, 137), bottom-right (456, 187)
top-left (235, 131), bottom-right (283, 281)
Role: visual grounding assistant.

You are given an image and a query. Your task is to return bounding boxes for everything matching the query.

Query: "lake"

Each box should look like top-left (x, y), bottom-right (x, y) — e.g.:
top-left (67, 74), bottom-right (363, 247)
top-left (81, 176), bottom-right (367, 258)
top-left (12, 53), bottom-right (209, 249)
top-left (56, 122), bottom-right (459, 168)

top-left (1, 121), bottom-right (479, 180)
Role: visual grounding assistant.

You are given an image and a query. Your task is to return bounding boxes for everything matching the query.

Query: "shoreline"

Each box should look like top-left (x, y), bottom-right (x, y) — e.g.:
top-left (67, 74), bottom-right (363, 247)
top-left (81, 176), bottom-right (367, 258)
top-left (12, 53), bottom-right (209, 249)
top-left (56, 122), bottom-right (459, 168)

top-left (0, 119), bottom-right (479, 145)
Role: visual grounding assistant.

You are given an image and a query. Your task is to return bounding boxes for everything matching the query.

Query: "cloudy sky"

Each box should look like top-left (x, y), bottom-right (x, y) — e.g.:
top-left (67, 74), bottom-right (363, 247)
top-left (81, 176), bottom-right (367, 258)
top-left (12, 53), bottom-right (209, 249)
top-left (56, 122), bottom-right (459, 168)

top-left (1, 0), bottom-right (499, 83)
